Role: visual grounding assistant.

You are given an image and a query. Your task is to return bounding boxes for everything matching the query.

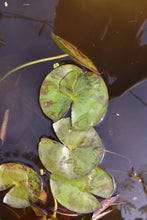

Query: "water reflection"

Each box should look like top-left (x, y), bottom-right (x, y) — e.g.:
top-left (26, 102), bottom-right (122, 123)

top-left (0, 10), bottom-right (53, 36)
top-left (54, 0), bottom-right (147, 98)
top-left (106, 163), bottom-right (147, 219)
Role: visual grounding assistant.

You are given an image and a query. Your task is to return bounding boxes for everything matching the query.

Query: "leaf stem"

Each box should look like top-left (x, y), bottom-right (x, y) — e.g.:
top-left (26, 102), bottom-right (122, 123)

top-left (0, 54), bottom-right (69, 83)
top-left (104, 149), bottom-right (133, 168)
top-left (0, 203), bottom-right (21, 219)
top-left (52, 194), bottom-right (58, 218)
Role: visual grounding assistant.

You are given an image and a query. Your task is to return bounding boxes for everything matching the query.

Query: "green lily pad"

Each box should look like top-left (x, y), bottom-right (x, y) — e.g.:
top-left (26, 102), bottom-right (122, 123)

top-left (39, 65), bottom-right (108, 130)
top-left (59, 70), bottom-right (78, 100)
top-left (0, 163), bottom-right (42, 208)
top-left (60, 70), bottom-right (109, 129)
top-left (52, 33), bottom-right (98, 74)
top-left (39, 118), bottom-right (103, 179)
top-left (39, 64), bottom-right (82, 122)
top-left (50, 166), bottom-right (114, 214)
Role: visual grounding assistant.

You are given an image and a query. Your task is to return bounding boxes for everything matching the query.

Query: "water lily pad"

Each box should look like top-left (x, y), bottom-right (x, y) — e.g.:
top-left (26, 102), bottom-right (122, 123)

top-left (60, 70), bottom-right (108, 129)
top-left (39, 118), bottom-right (103, 179)
top-left (0, 163), bottom-right (42, 208)
top-left (39, 64), bottom-right (82, 122)
top-left (59, 70), bottom-right (78, 99)
top-left (50, 166), bottom-right (114, 214)
top-left (39, 65), bottom-right (108, 130)
top-left (52, 33), bottom-right (98, 74)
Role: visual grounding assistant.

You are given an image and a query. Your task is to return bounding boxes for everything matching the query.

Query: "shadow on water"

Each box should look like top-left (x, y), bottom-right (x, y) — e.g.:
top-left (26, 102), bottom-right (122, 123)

top-left (0, 0), bottom-right (147, 219)
top-left (54, 0), bottom-right (147, 99)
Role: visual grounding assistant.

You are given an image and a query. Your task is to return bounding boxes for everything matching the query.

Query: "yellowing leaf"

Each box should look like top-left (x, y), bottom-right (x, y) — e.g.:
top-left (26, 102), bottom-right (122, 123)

top-left (0, 163), bottom-right (42, 208)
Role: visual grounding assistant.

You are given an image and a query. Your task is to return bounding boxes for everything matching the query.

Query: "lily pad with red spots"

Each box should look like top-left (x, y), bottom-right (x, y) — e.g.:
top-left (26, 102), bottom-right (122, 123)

top-left (38, 118), bottom-right (103, 179)
top-left (39, 64), bottom-right (108, 130)
top-left (0, 163), bottom-right (42, 208)
top-left (50, 166), bottom-right (114, 214)
top-left (52, 33), bottom-right (98, 74)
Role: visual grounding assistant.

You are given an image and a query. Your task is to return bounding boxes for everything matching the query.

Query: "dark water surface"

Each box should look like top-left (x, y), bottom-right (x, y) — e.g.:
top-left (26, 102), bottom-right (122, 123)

top-left (0, 0), bottom-right (147, 219)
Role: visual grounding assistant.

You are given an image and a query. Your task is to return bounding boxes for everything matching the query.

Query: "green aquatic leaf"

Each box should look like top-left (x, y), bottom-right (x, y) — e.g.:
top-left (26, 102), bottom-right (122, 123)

top-left (39, 64), bottom-right (82, 122)
top-left (64, 70), bottom-right (108, 130)
top-left (59, 70), bottom-right (78, 100)
top-left (39, 65), bottom-right (108, 130)
top-left (52, 33), bottom-right (98, 74)
top-left (0, 163), bottom-right (42, 208)
top-left (50, 166), bottom-right (114, 214)
top-left (39, 118), bottom-right (103, 179)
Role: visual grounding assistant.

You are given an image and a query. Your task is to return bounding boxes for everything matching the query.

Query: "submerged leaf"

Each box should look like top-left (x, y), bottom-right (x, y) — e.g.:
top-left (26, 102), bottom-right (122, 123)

top-left (0, 163), bottom-right (42, 208)
top-left (50, 167), bottom-right (114, 214)
top-left (52, 33), bottom-right (98, 74)
top-left (39, 118), bottom-right (103, 179)
top-left (39, 65), bottom-right (108, 130)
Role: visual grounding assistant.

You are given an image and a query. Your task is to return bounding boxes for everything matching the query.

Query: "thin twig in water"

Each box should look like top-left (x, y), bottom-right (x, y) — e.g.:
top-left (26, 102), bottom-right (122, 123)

top-left (2, 11), bottom-right (53, 27)
top-left (14, 73), bottom-right (22, 87)
top-left (100, 16), bottom-right (112, 40)
top-left (38, 20), bottom-right (48, 36)
top-left (0, 203), bottom-right (20, 218)
top-left (0, 109), bottom-right (10, 145)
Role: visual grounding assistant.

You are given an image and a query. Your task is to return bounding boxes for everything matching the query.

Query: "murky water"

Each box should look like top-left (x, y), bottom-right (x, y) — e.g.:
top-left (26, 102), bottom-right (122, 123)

top-left (0, 0), bottom-right (147, 219)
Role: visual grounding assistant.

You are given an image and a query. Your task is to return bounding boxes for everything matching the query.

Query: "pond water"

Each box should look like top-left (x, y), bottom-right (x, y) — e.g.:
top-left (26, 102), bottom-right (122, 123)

top-left (0, 0), bottom-right (147, 219)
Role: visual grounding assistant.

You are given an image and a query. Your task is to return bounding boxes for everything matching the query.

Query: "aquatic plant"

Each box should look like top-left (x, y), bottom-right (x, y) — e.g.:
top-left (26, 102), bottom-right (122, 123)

top-left (0, 163), bottom-right (41, 208)
top-left (0, 33), bottom-right (115, 218)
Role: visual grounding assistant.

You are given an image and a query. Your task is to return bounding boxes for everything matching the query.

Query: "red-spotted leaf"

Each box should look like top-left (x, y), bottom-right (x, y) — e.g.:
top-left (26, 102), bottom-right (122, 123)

top-left (39, 65), bottom-right (108, 130)
top-left (39, 64), bottom-right (82, 122)
top-left (0, 163), bottom-right (42, 208)
top-left (50, 166), bottom-right (114, 214)
top-left (39, 118), bottom-right (103, 179)
top-left (52, 33), bottom-right (98, 74)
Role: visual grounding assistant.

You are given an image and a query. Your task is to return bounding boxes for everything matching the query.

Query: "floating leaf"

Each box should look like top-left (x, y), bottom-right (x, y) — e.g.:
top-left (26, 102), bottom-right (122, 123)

top-left (59, 70), bottom-right (78, 99)
top-left (50, 166), bottom-right (114, 214)
top-left (67, 70), bottom-right (108, 129)
top-left (0, 163), bottom-right (42, 208)
top-left (39, 118), bottom-right (103, 179)
top-left (52, 33), bottom-right (98, 74)
top-left (39, 64), bottom-right (82, 122)
top-left (39, 64), bottom-right (108, 130)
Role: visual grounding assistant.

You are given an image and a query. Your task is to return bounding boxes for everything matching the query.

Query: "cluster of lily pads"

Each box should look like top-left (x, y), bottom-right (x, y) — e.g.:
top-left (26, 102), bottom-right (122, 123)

top-left (0, 33), bottom-right (114, 215)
